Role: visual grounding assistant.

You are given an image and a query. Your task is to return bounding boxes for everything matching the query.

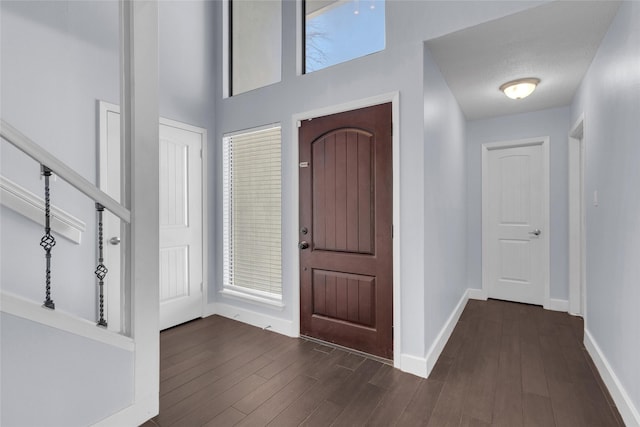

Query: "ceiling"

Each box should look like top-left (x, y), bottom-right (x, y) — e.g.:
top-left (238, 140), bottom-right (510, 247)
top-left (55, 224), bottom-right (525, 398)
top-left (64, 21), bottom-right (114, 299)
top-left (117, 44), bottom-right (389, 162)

top-left (425, 0), bottom-right (621, 121)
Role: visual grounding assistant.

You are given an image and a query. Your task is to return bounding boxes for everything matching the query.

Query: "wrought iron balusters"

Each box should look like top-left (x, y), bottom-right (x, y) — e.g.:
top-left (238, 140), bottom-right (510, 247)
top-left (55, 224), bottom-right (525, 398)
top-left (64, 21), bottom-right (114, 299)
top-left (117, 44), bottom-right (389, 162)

top-left (95, 203), bottom-right (108, 327)
top-left (40, 166), bottom-right (56, 309)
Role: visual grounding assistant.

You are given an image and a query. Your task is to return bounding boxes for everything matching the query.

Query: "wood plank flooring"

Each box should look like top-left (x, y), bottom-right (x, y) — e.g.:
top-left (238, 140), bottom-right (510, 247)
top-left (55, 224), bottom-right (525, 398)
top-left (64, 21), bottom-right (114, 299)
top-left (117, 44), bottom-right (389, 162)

top-left (141, 299), bottom-right (623, 426)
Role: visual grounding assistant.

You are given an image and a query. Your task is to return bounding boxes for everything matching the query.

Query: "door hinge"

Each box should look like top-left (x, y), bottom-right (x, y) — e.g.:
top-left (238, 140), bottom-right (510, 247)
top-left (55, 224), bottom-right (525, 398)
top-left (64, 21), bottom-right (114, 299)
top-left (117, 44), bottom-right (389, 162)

top-left (200, 149), bottom-right (203, 158)
top-left (297, 120), bottom-right (302, 128)
top-left (200, 282), bottom-right (203, 292)
top-left (391, 224), bottom-right (394, 238)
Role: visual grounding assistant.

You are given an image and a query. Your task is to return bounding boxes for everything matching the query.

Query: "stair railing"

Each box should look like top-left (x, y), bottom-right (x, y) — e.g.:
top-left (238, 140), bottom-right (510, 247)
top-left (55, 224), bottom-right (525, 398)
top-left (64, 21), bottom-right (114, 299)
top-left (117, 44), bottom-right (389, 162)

top-left (1, 119), bottom-right (131, 327)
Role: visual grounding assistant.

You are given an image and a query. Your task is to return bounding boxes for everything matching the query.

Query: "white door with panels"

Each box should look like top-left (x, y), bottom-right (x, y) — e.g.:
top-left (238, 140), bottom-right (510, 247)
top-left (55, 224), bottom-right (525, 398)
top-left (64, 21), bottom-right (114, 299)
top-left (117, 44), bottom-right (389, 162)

top-left (99, 102), bottom-right (204, 331)
top-left (157, 124), bottom-right (203, 330)
top-left (482, 138), bottom-right (549, 306)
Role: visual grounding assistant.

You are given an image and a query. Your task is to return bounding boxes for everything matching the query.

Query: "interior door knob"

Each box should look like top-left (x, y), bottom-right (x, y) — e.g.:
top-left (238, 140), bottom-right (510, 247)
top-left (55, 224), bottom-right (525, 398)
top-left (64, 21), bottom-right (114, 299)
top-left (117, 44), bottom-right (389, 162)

top-left (528, 229), bottom-right (541, 236)
top-left (109, 237), bottom-right (121, 245)
top-left (298, 241), bottom-right (309, 250)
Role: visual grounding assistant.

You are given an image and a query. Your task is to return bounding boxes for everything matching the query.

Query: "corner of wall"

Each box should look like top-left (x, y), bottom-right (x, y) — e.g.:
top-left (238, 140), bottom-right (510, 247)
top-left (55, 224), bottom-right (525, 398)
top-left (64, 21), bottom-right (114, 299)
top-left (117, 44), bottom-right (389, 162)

top-left (425, 289), bottom-right (469, 376)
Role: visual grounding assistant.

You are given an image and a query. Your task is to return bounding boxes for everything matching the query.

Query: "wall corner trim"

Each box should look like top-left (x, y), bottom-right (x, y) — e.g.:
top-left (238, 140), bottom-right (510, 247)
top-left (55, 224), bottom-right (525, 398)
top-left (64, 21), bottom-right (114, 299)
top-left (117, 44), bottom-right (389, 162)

top-left (204, 302), bottom-right (296, 338)
top-left (467, 288), bottom-right (487, 301)
top-left (584, 329), bottom-right (640, 427)
top-left (0, 175), bottom-right (86, 244)
top-left (400, 353), bottom-right (428, 378)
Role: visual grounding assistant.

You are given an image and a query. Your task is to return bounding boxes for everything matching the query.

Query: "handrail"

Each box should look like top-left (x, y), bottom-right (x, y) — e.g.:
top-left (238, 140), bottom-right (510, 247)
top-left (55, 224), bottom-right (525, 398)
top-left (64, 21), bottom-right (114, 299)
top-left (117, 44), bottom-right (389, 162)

top-left (0, 119), bottom-right (130, 223)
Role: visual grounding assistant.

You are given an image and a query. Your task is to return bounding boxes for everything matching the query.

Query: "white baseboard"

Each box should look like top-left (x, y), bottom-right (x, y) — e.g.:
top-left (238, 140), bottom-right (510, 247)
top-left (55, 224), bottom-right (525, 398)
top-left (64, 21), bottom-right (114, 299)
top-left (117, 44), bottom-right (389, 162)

top-left (467, 288), bottom-right (487, 300)
top-left (584, 329), bottom-right (640, 427)
top-left (204, 302), bottom-right (296, 338)
top-left (400, 353), bottom-right (428, 378)
top-left (425, 289), bottom-right (469, 377)
top-left (545, 298), bottom-right (569, 312)
top-left (399, 289), bottom-right (470, 379)
top-left (91, 394), bottom-right (158, 427)
top-left (0, 175), bottom-right (86, 244)
top-left (0, 291), bottom-right (133, 351)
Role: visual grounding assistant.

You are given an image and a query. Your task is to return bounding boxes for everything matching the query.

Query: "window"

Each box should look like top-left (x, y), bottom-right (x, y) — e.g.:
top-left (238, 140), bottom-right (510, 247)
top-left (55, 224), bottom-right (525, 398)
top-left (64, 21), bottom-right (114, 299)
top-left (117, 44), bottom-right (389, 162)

top-left (305, 0), bottom-right (385, 73)
top-left (230, 0), bottom-right (282, 95)
top-left (223, 126), bottom-right (282, 302)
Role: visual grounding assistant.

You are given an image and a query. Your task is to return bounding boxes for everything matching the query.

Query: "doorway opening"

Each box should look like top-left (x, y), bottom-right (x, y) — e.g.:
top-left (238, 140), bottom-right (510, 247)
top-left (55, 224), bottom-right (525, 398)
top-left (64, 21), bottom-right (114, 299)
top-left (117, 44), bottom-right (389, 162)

top-left (99, 101), bottom-right (207, 332)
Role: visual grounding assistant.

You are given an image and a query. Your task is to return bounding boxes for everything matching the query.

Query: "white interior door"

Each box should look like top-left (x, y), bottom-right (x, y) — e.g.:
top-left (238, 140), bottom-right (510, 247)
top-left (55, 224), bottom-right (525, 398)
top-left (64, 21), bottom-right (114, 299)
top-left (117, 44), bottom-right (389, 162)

top-left (482, 139), bottom-right (549, 306)
top-left (100, 102), bottom-right (204, 331)
top-left (158, 123), bottom-right (203, 330)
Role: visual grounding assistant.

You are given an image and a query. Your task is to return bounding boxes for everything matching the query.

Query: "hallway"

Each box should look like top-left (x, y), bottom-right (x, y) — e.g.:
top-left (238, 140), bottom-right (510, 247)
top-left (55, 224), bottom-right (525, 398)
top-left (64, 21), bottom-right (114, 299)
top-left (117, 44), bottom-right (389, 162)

top-left (143, 299), bottom-right (623, 426)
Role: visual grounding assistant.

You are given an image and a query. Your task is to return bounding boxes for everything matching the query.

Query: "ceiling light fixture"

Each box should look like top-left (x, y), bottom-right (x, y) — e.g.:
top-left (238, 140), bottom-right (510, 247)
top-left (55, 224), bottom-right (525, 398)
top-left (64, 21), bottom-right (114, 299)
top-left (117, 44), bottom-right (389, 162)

top-left (500, 78), bottom-right (540, 100)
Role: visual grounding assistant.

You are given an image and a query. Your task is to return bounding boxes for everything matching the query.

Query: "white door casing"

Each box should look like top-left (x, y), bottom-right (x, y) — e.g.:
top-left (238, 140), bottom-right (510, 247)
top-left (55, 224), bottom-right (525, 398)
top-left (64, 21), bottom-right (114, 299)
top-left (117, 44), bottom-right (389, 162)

top-left (568, 115), bottom-right (585, 317)
top-left (482, 137), bottom-right (550, 306)
top-left (99, 101), bottom-right (206, 331)
top-left (99, 103), bottom-right (124, 332)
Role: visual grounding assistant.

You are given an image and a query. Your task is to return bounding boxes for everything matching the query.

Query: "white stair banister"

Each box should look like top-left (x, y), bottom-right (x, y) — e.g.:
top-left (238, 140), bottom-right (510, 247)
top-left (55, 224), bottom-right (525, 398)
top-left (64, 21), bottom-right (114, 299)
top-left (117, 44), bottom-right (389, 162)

top-left (0, 119), bottom-right (131, 223)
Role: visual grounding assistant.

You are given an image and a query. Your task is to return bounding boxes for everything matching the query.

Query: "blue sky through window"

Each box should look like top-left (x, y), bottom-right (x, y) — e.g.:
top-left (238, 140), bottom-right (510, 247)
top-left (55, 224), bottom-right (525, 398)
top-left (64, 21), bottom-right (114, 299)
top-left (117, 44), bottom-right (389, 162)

top-left (306, 0), bottom-right (385, 73)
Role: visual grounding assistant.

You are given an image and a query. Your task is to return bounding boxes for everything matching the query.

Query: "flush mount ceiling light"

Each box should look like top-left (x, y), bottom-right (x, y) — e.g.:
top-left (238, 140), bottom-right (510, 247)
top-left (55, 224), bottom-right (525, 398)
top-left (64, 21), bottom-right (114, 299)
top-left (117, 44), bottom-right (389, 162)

top-left (500, 78), bottom-right (540, 100)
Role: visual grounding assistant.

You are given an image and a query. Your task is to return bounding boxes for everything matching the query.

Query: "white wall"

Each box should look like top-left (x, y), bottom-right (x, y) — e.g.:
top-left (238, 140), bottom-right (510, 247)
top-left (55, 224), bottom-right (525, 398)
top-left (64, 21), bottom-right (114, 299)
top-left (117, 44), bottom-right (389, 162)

top-left (1, 0), bottom-right (120, 320)
top-left (423, 46), bottom-right (468, 353)
top-left (1, 2), bottom-right (213, 425)
top-left (211, 0), bottom-right (548, 364)
top-left (466, 106), bottom-right (571, 301)
top-left (571, 1), bottom-right (640, 421)
top-left (0, 313), bottom-right (134, 427)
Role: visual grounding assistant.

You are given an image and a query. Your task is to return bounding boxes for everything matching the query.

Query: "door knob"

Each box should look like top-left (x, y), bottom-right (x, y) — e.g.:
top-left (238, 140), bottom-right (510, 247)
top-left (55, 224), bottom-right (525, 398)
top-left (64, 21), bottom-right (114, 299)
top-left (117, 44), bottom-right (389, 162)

top-left (109, 237), bottom-right (121, 245)
top-left (528, 229), bottom-right (541, 236)
top-left (298, 241), bottom-right (309, 250)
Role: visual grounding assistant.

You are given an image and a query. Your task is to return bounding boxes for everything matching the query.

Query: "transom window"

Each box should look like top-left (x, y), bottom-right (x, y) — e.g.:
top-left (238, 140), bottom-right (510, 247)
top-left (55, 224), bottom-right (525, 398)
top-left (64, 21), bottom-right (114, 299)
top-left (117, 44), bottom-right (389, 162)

top-left (305, 0), bottom-right (386, 73)
top-left (229, 0), bottom-right (282, 95)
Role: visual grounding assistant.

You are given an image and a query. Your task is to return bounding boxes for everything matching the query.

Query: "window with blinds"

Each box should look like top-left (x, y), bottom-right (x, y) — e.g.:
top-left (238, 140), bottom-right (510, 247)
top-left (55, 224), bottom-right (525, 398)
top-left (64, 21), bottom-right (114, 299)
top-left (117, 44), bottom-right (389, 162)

top-left (223, 126), bottom-right (282, 300)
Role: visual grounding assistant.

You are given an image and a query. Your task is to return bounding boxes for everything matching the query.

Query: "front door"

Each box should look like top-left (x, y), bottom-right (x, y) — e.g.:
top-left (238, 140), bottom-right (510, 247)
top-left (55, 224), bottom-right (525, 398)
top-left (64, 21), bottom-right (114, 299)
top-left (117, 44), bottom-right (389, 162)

top-left (299, 103), bottom-right (393, 359)
top-left (483, 139), bottom-right (548, 305)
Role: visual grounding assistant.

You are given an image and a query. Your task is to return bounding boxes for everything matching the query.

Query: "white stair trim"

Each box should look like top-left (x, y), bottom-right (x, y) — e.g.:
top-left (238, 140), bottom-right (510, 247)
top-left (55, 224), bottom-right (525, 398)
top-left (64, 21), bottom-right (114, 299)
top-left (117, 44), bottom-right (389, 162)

top-left (0, 175), bottom-right (86, 244)
top-left (0, 291), bottom-right (133, 351)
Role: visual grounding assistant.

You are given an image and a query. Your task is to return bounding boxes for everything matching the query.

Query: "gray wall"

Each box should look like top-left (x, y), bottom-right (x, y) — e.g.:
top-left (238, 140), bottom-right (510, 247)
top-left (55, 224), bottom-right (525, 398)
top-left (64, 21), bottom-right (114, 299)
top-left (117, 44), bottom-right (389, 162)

top-left (0, 2), bottom-right (216, 425)
top-left (0, 313), bottom-right (134, 427)
top-left (571, 0), bottom-right (640, 414)
top-left (211, 0), bottom-right (549, 359)
top-left (1, 0), bottom-right (120, 320)
top-left (466, 106), bottom-right (571, 301)
top-left (423, 46), bottom-right (468, 350)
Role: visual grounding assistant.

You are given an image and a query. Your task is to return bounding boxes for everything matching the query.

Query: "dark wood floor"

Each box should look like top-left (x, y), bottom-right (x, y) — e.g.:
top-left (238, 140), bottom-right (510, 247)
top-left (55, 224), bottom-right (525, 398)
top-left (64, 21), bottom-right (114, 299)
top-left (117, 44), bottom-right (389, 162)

top-left (142, 299), bottom-right (623, 426)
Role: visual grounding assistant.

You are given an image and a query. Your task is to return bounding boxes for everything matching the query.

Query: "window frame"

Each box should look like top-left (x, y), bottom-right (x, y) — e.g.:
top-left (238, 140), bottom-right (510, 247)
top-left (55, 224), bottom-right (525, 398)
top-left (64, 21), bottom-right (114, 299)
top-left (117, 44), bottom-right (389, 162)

top-left (221, 124), bottom-right (284, 307)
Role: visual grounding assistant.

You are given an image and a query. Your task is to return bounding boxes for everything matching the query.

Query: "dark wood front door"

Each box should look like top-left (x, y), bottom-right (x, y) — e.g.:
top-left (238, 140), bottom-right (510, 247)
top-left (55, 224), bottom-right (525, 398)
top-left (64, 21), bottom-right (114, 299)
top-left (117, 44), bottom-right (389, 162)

top-left (299, 103), bottom-right (393, 359)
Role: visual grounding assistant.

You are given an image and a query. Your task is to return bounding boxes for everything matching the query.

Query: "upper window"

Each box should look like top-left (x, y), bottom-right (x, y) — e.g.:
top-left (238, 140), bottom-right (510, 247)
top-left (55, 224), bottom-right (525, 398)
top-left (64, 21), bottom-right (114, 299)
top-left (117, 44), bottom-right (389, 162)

top-left (222, 126), bottom-right (282, 302)
top-left (230, 0), bottom-right (282, 95)
top-left (305, 0), bottom-right (385, 73)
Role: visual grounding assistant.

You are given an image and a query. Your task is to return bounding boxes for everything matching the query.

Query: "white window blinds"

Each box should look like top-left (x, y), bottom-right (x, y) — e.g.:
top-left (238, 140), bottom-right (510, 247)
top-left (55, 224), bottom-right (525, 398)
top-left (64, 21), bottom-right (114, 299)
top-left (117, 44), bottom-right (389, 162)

top-left (223, 126), bottom-right (282, 299)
